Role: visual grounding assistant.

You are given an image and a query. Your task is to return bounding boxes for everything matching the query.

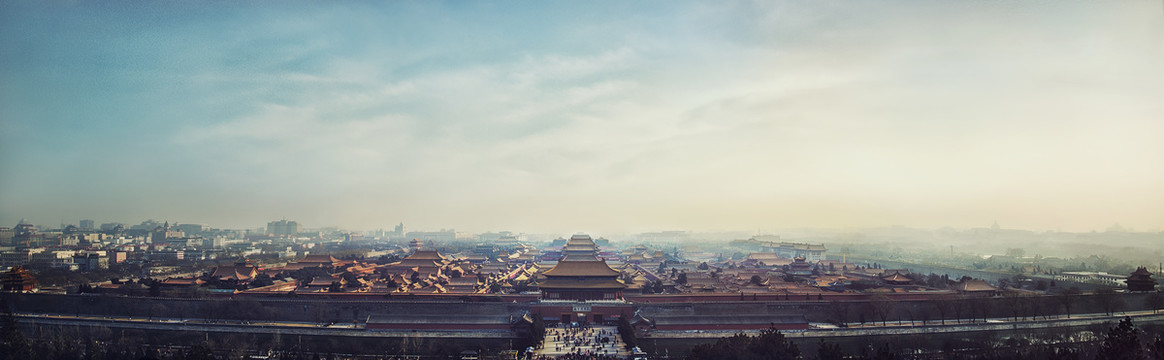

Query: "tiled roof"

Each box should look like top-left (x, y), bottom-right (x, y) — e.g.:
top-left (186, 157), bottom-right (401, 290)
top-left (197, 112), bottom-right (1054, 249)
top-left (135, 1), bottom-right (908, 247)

top-left (407, 250), bottom-right (447, 260)
top-left (955, 279), bottom-right (997, 292)
top-left (395, 258), bottom-right (444, 267)
top-left (299, 255), bottom-right (339, 264)
top-left (882, 272), bottom-right (912, 283)
top-left (538, 277), bottom-right (626, 289)
top-left (542, 256), bottom-right (620, 277)
top-left (211, 266), bottom-right (257, 281)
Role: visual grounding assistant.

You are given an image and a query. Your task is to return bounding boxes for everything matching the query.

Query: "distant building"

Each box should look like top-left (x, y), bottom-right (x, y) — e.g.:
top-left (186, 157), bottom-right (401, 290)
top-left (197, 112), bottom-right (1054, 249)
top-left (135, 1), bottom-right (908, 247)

top-left (786, 256), bottom-right (815, 277)
top-left (267, 219), bottom-right (301, 237)
top-left (393, 222), bottom-right (406, 238)
top-left (202, 237), bottom-right (233, 249)
top-left (593, 237), bottom-right (611, 248)
top-left (79, 219), bottom-right (95, 230)
top-left (73, 253), bottom-right (109, 271)
top-left (406, 229), bottom-right (456, 243)
top-left (480, 231), bottom-right (527, 246)
top-left (1056, 271), bottom-right (1126, 287)
top-left (734, 237), bottom-right (826, 262)
top-left (0, 248), bottom-right (44, 268)
top-left (395, 250), bottom-right (449, 268)
top-left (1127, 267), bottom-right (1157, 292)
top-left (549, 237), bottom-right (568, 248)
top-left (562, 234), bottom-right (600, 257)
top-left (0, 228), bottom-right (13, 246)
top-left (953, 279), bottom-right (999, 297)
top-left (771, 243), bottom-right (825, 262)
top-left (2, 266), bottom-right (36, 292)
top-left (13, 219), bottom-right (37, 246)
top-left (881, 271), bottom-right (913, 286)
top-left (100, 222), bottom-right (126, 232)
top-left (131, 220), bottom-right (164, 231)
top-left (152, 250), bottom-right (184, 261)
top-left (539, 255), bottom-right (625, 301)
top-left (638, 231), bottom-right (689, 243)
top-left (288, 254), bottom-right (339, 269)
top-left (175, 223), bottom-right (207, 234)
top-left (31, 250), bottom-right (76, 269)
top-left (150, 222), bottom-right (185, 243)
top-left (209, 258), bottom-right (259, 283)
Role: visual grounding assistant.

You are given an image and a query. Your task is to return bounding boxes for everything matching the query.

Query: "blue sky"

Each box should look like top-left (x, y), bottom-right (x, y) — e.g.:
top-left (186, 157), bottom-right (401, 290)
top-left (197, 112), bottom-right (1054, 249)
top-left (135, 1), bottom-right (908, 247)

top-left (2, 1), bottom-right (1162, 233)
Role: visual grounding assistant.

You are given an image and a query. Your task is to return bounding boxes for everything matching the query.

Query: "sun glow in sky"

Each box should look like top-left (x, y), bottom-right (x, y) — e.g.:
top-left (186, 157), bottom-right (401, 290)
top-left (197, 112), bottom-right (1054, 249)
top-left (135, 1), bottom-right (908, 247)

top-left (2, 1), bottom-right (1162, 233)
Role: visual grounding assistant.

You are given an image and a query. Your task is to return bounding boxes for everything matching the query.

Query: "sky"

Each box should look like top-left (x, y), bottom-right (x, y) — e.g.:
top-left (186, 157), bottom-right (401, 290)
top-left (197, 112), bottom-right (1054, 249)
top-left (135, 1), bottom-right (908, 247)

top-left (1, 1), bottom-right (1162, 234)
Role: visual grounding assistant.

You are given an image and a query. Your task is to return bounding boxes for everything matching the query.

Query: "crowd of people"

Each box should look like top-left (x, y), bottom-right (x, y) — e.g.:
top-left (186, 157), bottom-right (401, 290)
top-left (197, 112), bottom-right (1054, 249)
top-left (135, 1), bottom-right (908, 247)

top-left (529, 322), bottom-right (628, 360)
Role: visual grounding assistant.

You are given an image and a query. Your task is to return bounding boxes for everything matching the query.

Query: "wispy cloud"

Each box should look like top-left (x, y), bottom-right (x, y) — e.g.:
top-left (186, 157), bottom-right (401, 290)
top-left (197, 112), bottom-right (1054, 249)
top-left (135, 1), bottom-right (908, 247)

top-left (1, 1), bottom-right (1161, 232)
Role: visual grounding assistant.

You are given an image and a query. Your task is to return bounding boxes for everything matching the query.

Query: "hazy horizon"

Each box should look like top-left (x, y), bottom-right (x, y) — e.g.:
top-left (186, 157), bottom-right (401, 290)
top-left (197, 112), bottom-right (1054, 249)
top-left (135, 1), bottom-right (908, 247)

top-left (2, 1), bottom-right (1162, 234)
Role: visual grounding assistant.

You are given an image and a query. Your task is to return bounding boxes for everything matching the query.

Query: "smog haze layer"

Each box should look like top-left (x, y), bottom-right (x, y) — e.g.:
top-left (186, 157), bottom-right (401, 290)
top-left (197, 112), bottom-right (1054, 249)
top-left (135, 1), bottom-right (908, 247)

top-left (1, 1), bottom-right (1161, 233)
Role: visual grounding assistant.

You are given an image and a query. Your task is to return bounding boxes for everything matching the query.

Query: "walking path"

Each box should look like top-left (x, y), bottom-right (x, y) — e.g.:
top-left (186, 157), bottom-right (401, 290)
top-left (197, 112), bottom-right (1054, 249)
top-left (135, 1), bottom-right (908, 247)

top-left (532, 324), bottom-right (629, 359)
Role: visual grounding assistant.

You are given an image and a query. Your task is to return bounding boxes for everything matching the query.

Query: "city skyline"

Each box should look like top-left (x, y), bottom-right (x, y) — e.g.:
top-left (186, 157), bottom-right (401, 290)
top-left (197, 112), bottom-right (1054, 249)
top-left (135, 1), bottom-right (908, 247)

top-left (2, 1), bottom-right (1162, 234)
top-left (1, 216), bottom-right (1157, 237)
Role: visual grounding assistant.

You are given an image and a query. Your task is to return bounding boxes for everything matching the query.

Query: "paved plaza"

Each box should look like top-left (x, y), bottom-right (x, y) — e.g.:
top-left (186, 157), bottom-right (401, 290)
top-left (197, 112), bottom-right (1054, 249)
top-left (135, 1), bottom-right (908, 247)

top-left (532, 324), bottom-right (630, 359)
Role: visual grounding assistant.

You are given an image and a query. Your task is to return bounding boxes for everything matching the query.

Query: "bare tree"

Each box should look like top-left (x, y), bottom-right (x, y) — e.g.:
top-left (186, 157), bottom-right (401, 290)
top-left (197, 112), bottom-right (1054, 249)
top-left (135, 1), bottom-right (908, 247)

top-left (970, 297), bottom-right (993, 323)
top-left (916, 303), bottom-right (934, 326)
top-left (1058, 287), bottom-right (1081, 319)
top-left (828, 301), bottom-right (851, 326)
top-left (1145, 292), bottom-right (1164, 314)
top-left (900, 304), bottom-right (916, 326)
top-left (951, 297), bottom-right (969, 324)
top-left (1003, 292), bottom-right (1023, 321)
top-left (869, 295), bottom-right (893, 326)
top-left (1093, 287), bottom-right (1124, 316)
top-left (935, 299), bottom-right (953, 325)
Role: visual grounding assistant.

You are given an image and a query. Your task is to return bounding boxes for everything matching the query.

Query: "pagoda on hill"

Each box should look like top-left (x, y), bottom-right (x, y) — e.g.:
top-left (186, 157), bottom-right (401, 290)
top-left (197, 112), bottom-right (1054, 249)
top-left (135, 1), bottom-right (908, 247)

top-left (1127, 267), bottom-right (1157, 292)
top-left (539, 255), bottom-right (625, 300)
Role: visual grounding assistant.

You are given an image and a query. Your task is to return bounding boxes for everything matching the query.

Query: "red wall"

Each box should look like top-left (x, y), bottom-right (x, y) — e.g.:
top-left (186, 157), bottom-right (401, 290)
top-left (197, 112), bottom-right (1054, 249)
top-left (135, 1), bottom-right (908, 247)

top-left (366, 323), bottom-right (511, 330)
top-left (654, 323), bottom-right (810, 331)
top-left (625, 292), bottom-right (956, 303)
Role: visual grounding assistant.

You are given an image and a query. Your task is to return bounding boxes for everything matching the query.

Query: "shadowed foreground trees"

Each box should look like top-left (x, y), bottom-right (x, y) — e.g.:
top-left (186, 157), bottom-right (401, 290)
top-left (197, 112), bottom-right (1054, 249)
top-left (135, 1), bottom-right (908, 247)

top-left (684, 318), bottom-right (1164, 360)
top-left (1, 300), bottom-right (30, 360)
top-left (617, 315), bottom-right (637, 350)
top-left (1094, 287), bottom-right (1126, 316)
top-left (1098, 317), bottom-right (1143, 360)
top-left (687, 328), bottom-right (799, 360)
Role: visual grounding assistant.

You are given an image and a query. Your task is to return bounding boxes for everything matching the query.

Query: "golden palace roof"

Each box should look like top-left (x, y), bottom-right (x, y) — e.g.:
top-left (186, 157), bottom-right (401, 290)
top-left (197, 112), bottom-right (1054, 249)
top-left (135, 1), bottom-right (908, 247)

top-left (541, 255), bottom-right (620, 277)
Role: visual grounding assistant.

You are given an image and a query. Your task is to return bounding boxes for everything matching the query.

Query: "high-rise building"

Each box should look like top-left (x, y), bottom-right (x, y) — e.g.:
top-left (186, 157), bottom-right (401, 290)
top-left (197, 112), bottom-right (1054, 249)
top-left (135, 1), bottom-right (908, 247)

top-left (79, 219), bottom-right (95, 230)
top-left (267, 219), bottom-right (301, 237)
top-left (0, 228), bottom-right (13, 246)
top-left (393, 222), bottom-right (406, 237)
